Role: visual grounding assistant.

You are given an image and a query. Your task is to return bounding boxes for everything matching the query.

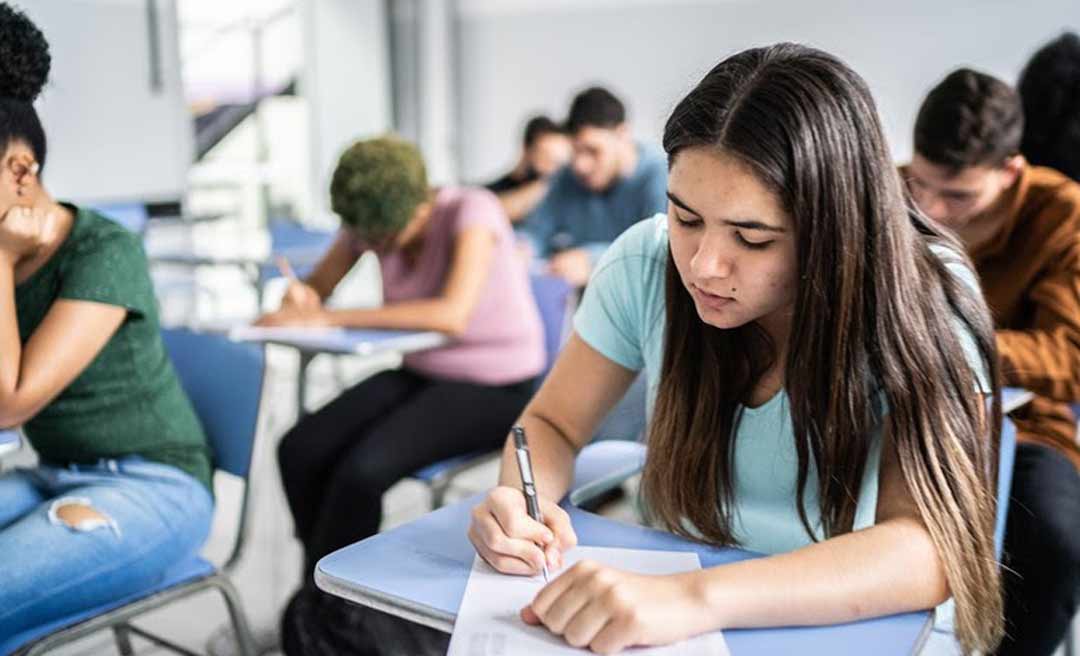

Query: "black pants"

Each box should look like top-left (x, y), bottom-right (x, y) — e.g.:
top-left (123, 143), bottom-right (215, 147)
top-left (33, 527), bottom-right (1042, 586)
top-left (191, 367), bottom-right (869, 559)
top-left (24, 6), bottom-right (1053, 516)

top-left (278, 368), bottom-right (534, 581)
top-left (281, 586), bottom-right (450, 656)
top-left (998, 443), bottom-right (1080, 655)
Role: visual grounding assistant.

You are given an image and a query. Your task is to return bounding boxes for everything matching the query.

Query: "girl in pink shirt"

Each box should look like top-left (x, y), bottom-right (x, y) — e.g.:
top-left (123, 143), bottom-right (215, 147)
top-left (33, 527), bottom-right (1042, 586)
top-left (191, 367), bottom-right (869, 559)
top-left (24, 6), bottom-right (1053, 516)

top-left (258, 137), bottom-right (544, 653)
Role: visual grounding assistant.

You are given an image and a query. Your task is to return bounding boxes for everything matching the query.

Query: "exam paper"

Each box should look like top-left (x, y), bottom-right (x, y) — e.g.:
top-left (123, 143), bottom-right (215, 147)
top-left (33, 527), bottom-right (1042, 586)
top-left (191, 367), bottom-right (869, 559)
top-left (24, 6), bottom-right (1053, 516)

top-left (447, 546), bottom-right (730, 656)
top-left (228, 326), bottom-right (345, 342)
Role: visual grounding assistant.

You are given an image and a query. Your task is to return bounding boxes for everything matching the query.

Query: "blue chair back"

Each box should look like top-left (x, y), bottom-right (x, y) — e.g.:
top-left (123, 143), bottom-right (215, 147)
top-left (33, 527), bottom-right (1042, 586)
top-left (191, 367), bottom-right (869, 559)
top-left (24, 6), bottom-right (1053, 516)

top-left (994, 417), bottom-right (1018, 558)
top-left (90, 202), bottom-right (150, 235)
top-left (161, 329), bottom-right (265, 478)
top-left (260, 219), bottom-right (336, 284)
top-left (529, 273), bottom-right (574, 376)
top-left (410, 275), bottom-right (574, 493)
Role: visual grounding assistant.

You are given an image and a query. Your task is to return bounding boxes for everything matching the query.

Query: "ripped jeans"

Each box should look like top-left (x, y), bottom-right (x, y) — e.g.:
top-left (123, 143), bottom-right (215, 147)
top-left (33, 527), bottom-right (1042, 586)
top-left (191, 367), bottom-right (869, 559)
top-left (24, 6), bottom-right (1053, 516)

top-left (0, 456), bottom-right (213, 639)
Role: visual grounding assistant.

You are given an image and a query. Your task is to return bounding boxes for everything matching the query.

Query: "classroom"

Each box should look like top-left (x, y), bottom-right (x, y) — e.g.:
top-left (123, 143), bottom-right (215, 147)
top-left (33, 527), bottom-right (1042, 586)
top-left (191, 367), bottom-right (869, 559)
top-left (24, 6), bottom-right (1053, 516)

top-left (1, 1), bottom-right (1079, 655)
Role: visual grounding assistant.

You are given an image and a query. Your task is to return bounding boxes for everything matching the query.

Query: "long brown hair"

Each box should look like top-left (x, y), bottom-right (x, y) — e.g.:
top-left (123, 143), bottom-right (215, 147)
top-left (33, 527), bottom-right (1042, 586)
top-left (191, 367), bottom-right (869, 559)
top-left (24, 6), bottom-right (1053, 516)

top-left (642, 43), bottom-right (1002, 652)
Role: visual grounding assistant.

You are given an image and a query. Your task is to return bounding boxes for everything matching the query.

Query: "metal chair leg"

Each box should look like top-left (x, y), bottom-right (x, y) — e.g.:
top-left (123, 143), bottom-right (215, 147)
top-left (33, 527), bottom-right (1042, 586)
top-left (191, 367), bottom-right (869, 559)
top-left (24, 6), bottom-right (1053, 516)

top-left (209, 576), bottom-right (257, 656)
top-left (430, 480), bottom-right (449, 509)
top-left (113, 624), bottom-right (135, 656)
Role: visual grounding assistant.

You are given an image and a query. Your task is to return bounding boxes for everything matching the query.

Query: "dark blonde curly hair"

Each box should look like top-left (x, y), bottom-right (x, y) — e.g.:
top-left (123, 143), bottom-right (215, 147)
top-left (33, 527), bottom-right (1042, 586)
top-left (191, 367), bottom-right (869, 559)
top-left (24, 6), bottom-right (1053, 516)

top-left (330, 136), bottom-right (429, 241)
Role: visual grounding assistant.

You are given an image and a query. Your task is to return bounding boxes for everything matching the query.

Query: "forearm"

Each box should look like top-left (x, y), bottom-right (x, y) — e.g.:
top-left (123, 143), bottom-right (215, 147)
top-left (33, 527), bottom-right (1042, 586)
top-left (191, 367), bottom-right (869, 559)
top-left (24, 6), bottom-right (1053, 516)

top-left (324, 297), bottom-right (470, 336)
top-left (496, 404), bottom-right (580, 502)
top-left (499, 180), bottom-right (549, 223)
top-left (0, 259), bottom-right (22, 410)
top-left (997, 328), bottom-right (1080, 401)
top-left (695, 517), bottom-right (948, 630)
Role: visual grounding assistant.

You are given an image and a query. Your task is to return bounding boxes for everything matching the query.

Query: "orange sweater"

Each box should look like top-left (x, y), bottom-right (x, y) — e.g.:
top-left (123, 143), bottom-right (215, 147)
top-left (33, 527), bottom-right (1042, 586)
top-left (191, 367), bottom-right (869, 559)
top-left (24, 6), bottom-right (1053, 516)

top-left (966, 165), bottom-right (1080, 470)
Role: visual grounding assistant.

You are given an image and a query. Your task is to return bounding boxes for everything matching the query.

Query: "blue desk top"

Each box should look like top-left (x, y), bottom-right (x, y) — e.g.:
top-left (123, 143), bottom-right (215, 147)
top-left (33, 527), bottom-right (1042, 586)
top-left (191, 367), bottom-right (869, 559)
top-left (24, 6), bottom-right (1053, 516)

top-left (316, 496), bottom-right (932, 655)
top-left (314, 388), bottom-right (1034, 654)
top-left (229, 327), bottom-right (448, 356)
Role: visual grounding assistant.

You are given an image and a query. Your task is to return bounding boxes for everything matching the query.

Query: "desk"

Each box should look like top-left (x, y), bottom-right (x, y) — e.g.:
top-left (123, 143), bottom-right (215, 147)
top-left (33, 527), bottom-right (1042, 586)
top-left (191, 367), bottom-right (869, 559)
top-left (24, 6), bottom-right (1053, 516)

top-left (230, 327), bottom-right (448, 412)
top-left (314, 388), bottom-right (1037, 654)
top-left (316, 497), bottom-right (932, 655)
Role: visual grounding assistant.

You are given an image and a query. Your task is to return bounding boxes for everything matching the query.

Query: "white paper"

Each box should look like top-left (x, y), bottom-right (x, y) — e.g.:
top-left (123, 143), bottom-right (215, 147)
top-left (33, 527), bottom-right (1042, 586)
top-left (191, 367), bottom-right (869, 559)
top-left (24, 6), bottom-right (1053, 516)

top-left (228, 326), bottom-right (345, 342)
top-left (448, 546), bottom-right (730, 656)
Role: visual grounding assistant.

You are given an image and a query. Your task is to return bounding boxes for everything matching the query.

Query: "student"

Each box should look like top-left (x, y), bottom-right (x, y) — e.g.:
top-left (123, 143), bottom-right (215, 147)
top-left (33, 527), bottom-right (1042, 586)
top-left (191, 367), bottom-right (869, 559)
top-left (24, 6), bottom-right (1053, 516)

top-left (0, 3), bottom-right (213, 639)
top-left (906, 68), bottom-right (1080, 656)
top-left (485, 115), bottom-right (571, 222)
top-left (520, 86), bottom-right (667, 287)
top-left (1018, 32), bottom-right (1080, 182)
top-left (263, 136), bottom-right (545, 654)
top-left (470, 44), bottom-right (1005, 655)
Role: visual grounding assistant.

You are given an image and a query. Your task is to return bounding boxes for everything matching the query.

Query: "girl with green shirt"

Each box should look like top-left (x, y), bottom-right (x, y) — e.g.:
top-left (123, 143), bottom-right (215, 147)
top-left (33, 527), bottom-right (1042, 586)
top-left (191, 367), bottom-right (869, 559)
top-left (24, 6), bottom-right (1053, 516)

top-left (469, 44), bottom-right (1004, 654)
top-left (0, 4), bottom-right (213, 639)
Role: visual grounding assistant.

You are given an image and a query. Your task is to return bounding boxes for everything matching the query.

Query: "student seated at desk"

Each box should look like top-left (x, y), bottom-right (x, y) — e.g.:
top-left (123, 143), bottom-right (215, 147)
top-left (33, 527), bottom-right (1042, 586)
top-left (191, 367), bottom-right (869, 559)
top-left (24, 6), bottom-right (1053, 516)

top-left (257, 137), bottom-right (545, 652)
top-left (519, 86), bottom-right (667, 287)
top-left (469, 43), bottom-right (1006, 655)
top-left (0, 3), bottom-right (213, 639)
top-left (906, 69), bottom-right (1080, 656)
top-left (485, 115), bottom-right (571, 222)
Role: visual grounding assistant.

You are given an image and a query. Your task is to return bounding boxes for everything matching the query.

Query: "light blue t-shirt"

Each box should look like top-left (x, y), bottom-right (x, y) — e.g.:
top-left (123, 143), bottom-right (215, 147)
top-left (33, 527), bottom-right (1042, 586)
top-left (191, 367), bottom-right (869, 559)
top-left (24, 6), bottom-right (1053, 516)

top-left (573, 214), bottom-right (990, 556)
top-left (520, 142), bottom-right (668, 263)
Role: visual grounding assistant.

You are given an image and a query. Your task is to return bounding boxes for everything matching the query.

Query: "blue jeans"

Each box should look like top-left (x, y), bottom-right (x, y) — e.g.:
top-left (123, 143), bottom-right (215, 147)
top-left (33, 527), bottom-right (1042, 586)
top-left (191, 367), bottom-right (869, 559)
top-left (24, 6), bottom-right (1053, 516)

top-left (0, 456), bottom-right (213, 639)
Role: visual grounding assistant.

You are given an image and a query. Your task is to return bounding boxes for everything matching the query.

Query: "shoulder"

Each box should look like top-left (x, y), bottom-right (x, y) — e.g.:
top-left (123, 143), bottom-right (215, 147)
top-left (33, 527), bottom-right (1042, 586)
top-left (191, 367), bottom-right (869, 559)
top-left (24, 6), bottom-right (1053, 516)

top-left (443, 186), bottom-right (512, 236)
top-left (1024, 166), bottom-right (1080, 224)
top-left (66, 207), bottom-right (144, 261)
top-left (635, 144), bottom-right (668, 182)
top-left (638, 143), bottom-right (667, 170)
top-left (546, 166), bottom-right (585, 197)
top-left (1019, 167), bottom-right (1080, 257)
top-left (927, 241), bottom-right (980, 295)
top-left (443, 186), bottom-right (502, 218)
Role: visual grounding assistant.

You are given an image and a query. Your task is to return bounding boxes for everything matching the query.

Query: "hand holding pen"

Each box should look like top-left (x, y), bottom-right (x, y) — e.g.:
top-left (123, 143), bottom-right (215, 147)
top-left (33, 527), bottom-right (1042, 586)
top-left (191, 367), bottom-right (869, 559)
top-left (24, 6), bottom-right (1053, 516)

top-left (513, 425), bottom-right (550, 581)
top-left (467, 425), bottom-right (578, 578)
top-left (276, 255), bottom-right (321, 311)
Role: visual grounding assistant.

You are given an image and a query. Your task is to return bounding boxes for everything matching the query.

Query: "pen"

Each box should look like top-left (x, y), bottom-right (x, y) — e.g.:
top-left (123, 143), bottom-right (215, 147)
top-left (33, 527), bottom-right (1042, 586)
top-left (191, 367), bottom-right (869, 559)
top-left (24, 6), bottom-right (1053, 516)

top-left (275, 255), bottom-right (298, 282)
top-left (512, 424), bottom-right (550, 582)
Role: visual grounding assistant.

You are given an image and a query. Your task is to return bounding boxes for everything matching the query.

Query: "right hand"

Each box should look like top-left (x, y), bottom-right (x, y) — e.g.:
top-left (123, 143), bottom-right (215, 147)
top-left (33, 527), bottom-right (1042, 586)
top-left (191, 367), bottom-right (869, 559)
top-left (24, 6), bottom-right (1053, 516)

top-left (280, 280), bottom-right (322, 312)
top-left (469, 485), bottom-right (577, 576)
top-left (0, 205), bottom-right (57, 262)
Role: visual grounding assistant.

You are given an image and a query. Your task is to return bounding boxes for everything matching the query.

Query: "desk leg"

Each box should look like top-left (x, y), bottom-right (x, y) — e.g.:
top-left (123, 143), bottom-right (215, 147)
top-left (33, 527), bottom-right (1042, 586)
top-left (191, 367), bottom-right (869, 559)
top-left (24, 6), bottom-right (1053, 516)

top-left (297, 351), bottom-right (315, 418)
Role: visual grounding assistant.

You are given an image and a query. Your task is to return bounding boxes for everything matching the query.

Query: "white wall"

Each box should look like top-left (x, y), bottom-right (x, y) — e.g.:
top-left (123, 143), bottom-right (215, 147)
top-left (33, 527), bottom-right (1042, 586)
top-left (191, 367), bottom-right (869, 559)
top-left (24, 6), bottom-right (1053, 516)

top-left (299, 0), bottom-right (392, 226)
top-left (23, 0), bottom-right (192, 205)
top-left (456, 0), bottom-right (1080, 182)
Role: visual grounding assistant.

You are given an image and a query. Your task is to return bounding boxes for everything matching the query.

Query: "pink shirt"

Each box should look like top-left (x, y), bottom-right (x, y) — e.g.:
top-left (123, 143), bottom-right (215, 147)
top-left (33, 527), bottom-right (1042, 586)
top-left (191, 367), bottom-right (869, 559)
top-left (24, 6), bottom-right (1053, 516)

top-left (357, 187), bottom-right (545, 385)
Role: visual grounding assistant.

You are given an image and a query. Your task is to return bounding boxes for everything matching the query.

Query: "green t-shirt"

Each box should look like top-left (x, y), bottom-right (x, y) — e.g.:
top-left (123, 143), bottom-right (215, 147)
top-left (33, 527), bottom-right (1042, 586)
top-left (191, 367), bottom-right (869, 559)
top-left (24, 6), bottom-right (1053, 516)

top-left (15, 205), bottom-right (212, 492)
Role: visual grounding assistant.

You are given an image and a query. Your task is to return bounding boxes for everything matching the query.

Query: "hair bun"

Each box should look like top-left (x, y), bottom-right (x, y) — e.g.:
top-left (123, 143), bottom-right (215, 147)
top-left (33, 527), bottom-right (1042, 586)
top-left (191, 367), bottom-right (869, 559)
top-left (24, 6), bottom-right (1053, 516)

top-left (0, 3), bottom-right (50, 102)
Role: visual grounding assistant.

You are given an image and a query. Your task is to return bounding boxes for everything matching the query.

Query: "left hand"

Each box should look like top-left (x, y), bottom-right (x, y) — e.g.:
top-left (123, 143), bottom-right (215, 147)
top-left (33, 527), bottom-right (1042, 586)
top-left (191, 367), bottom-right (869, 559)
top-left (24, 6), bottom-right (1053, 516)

top-left (548, 248), bottom-right (592, 287)
top-left (253, 306), bottom-right (330, 328)
top-left (522, 560), bottom-right (711, 654)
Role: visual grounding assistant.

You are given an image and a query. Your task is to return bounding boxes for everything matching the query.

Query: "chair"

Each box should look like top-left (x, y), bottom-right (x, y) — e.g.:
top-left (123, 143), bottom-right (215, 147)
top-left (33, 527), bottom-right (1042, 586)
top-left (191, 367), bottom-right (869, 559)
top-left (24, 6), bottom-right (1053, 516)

top-left (568, 440), bottom-right (647, 508)
top-left (0, 429), bottom-right (20, 460)
top-left (258, 218), bottom-right (336, 287)
top-left (410, 273), bottom-right (576, 508)
top-left (2, 329), bottom-right (265, 656)
top-left (91, 202), bottom-right (150, 236)
top-left (994, 416), bottom-right (1018, 558)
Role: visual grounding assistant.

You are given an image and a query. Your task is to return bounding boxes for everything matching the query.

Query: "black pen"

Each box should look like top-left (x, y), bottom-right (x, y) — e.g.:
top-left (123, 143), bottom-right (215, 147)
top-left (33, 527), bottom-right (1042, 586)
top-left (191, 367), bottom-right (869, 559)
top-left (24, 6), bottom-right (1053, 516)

top-left (512, 425), bottom-right (550, 582)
